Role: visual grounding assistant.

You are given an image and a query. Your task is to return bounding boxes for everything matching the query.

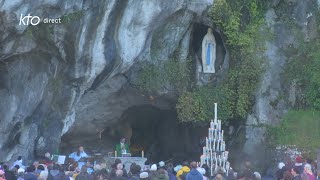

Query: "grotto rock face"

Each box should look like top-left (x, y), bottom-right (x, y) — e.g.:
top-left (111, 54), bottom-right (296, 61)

top-left (0, 0), bottom-right (213, 163)
top-left (243, 0), bottom-right (319, 168)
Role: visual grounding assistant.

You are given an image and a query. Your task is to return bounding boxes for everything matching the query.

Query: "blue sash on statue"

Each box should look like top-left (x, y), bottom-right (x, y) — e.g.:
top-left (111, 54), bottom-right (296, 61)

top-left (206, 43), bottom-right (212, 65)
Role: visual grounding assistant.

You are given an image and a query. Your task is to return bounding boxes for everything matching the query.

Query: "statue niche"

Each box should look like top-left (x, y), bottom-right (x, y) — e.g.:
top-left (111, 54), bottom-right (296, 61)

top-left (201, 28), bottom-right (216, 73)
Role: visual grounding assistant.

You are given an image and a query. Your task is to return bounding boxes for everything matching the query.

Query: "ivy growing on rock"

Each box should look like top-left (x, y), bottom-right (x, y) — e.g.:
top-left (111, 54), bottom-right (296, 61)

top-left (136, 56), bottom-right (192, 94)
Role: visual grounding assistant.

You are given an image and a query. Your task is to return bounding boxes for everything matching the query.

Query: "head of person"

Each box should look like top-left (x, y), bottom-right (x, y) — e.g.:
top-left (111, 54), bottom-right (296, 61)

top-left (77, 145), bottom-right (84, 156)
top-left (0, 170), bottom-right (4, 178)
top-left (291, 167), bottom-right (300, 176)
top-left (216, 173), bottom-right (223, 180)
top-left (26, 165), bottom-right (36, 173)
top-left (2, 164), bottom-right (8, 171)
top-left (254, 172), bottom-right (261, 180)
top-left (17, 156), bottom-right (22, 161)
top-left (150, 164), bottom-right (157, 171)
top-left (120, 138), bottom-right (126, 144)
top-left (190, 161), bottom-right (197, 169)
top-left (17, 168), bottom-right (25, 177)
top-left (38, 170), bottom-right (49, 180)
top-left (81, 166), bottom-right (87, 173)
top-left (304, 164), bottom-right (312, 173)
top-left (117, 163), bottom-right (123, 170)
top-left (278, 162), bottom-right (285, 170)
top-left (159, 161), bottom-right (165, 169)
top-left (283, 171), bottom-right (293, 180)
top-left (37, 164), bottom-right (45, 171)
top-left (116, 169), bottom-right (123, 177)
top-left (45, 152), bottom-right (51, 159)
top-left (140, 172), bottom-right (148, 180)
top-left (33, 161), bottom-right (39, 168)
top-left (78, 145), bottom-right (84, 153)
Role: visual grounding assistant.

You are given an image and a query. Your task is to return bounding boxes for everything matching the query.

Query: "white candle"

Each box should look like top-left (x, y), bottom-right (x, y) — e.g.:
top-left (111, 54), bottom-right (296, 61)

top-left (214, 103), bottom-right (217, 121)
top-left (214, 129), bottom-right (217, 139)
top-left (226, 162), bottom-right (230, 175)
top-left (211, 129), bottom-right (214, 139)
top-left (210, 120), bottom-right (214, 128)
top-left (200, 155), bottom-right (204, 166)
top-left (215, 155), bottom-right (218, 170)
top-left (222, 130), bottom-right (224, 140)
top-left (206, 137), bottom-right (208, 148)
top-left (142, 150), bottom-right (144, 158)
top-left (213, 139), bottom-right (216, 151)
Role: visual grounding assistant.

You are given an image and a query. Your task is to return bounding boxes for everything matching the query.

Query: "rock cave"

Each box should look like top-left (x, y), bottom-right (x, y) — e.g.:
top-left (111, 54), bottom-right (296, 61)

top-left (60, 104), bottom-right (208, 163)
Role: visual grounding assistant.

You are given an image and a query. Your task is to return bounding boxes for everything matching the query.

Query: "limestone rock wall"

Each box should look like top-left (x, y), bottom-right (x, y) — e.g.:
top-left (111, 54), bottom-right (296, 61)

top-left (243, 0), bottom-right (319, 168)
top-left (0, 0), bottom-right (213, 163)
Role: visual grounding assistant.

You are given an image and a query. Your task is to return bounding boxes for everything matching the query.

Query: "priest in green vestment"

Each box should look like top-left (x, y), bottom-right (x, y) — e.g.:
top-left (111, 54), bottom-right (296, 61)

top-left (115, 138), bottom-right (130, 156)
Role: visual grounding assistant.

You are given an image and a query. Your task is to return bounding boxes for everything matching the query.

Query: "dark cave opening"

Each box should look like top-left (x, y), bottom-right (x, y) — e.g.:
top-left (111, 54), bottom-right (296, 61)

top-left (102, 105), bottom-right (208, 163)
top-left (60, 105), bottom-right (208, 164)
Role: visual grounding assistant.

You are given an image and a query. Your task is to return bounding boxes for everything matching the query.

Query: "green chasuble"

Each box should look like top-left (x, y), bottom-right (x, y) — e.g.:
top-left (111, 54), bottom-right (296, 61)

top-left (115, 143), bottom-right (130, 156)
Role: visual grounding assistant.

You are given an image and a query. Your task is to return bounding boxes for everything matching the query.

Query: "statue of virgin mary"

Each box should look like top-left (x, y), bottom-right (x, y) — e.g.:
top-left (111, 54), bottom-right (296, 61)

top-left (201, 28), bottom-right (216, 73)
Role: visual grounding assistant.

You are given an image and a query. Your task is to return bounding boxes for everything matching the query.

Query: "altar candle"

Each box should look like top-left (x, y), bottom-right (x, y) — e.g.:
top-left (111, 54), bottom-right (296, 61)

top-left (210, 120), bottom-right (214, 128)
top-left (213, 139), bottom-right (216, 151)
top-left (142, 150), bottom-right (144, 158)
top-left (115, 151), bottom-right (117, 157)
top-left (214, 103), bottom-right (217, 121)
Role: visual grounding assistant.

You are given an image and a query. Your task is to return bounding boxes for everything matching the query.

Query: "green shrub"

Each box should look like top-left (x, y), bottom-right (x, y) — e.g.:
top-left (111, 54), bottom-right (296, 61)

top-left (136, 56), bottom-right (192, 94)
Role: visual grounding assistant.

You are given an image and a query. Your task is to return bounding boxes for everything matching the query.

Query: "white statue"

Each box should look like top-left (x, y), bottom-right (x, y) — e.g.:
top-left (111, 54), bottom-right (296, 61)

top-left (201, 28), bottom-right (216, 73)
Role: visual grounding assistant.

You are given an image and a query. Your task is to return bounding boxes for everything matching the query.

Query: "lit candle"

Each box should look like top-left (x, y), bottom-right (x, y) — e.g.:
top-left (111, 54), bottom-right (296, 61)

top-left (142, 150), bottom-right (144, 158)
top-left (214, 103), bottom-right (217, 121)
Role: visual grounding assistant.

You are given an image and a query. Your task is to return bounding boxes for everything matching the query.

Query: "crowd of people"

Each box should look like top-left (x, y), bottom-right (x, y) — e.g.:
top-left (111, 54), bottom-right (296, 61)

top-left (0, 152), bottom-right (319, 180)
top-left (275, 156), bottom-right (319, 180)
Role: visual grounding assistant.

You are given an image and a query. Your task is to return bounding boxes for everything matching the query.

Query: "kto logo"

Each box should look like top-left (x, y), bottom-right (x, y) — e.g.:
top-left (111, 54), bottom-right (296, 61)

top-left (19, 14), bottom-right (40, 26)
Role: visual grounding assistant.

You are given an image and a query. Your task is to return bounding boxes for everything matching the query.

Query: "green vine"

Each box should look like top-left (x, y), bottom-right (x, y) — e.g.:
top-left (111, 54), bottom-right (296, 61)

top-left (136, 56), bottom-right (192, 94)
top-left (176, 0), bottom-right (268, 122)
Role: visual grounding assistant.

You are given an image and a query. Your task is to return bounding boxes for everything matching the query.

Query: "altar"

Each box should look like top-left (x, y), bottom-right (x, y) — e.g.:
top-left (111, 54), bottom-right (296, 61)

top-left (104, 157), bottom-right (147, 172)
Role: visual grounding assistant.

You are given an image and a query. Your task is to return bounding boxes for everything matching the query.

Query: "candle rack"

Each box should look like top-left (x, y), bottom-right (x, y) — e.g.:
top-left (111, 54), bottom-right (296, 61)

top-left (200, 103), bottom-right (231, 177)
